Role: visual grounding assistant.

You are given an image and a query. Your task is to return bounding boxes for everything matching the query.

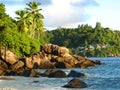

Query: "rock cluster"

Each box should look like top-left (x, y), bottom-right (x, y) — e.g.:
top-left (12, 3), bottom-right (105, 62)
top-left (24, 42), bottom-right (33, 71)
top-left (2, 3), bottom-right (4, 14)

top-left (0, 44), bottom-right (101, 76)
top-left (40, 69), bottom-right (86, 78)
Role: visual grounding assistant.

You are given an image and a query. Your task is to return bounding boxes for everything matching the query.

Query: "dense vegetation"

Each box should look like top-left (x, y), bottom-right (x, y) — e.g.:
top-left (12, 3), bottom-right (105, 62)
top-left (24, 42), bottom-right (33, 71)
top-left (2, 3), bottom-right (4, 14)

top-left (0, 2), bottom-right (49, 57)
top-left (48, 22), bottom-right (120, 57)
top-left (0, 2), bottom-right (120, 57)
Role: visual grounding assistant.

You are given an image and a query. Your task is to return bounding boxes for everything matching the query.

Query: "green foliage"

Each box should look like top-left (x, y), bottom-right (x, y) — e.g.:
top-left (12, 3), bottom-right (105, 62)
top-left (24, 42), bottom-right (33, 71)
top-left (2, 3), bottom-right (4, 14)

top-left (0, 3), bottom-right (41, 57)
top-left (0, 3), bottom-right (18, 47)
top-left (15, 10), bottom-right (28, 33)
top-left (15, 1), bottom-right (44, 39)
top-left (49, 23), bottom-right (120, 57)
top-left (0, 25), bottom-right (40, 57)
top-left (19, 33), bottom-right (40, 56)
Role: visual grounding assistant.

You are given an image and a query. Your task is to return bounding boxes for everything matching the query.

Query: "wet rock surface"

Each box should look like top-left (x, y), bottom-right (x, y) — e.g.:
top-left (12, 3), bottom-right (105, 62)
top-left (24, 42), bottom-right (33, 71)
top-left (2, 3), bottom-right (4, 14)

top-left (67, 70), bottom-right (86, 78)
top-left (0, 77), bottom-right (16, 80)
top-left (63, 78), bottom-right (88, 88)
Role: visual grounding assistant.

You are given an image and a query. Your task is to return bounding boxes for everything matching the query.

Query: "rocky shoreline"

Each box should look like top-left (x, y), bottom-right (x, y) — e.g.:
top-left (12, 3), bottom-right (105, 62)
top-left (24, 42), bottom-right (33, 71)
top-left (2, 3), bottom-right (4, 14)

top-left (0, 44), bottom-right (102, 88)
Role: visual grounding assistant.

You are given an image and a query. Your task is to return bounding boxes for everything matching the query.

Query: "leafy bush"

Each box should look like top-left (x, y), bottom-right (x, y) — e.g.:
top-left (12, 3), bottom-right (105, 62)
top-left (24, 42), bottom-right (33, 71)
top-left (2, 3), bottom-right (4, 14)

top-left (0, 3), bottom-right (41, 57)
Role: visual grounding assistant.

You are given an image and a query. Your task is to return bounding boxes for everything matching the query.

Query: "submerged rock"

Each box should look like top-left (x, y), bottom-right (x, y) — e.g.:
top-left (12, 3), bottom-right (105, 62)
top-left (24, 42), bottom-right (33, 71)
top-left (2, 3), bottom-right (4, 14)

top-left (0, 77), bottom-right (16, 80)
top-left (32, 80), bottom-right (39, 83)
top-left (67, 70), bottom-right (86, 78)
top-left (94, 60), bottom-right (102, 65)
top-left (21, 69), bottom-right (40, 77)
top-left (43, 69), bottom-right (56, 76)
top-left (48, 70), bottom-right (67, 78)
top-left (63, 78), bottom-right (88, 88)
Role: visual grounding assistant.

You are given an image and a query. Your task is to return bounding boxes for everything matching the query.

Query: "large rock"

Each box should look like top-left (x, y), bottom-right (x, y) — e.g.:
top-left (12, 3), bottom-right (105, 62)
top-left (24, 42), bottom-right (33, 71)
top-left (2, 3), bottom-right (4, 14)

top-left (11, 61), bottom-right (24, 71)
top-left (80, 59), bottom-right (96, 68)
top-left (21, 69), bottom-right (40, 77)
top-left (0, 47), bottom-right (18, 65)
top-left (63, 55), bottom-right (75, 66)
top-left (25, 57), bottom-right (34, 69)
top-left (25, 44), bottom-right (101, 69)
top-left (42, 44), bottom-right (69, 56)
top-left (58, 47), bottom-right (69, 57)
top-left (41, 69), bottom-right (56, 77)
top-left (4, 69), bottom-right (18, 76)
top-left (0, 60), bottom-right (8, 69)
top-left (0, 67), bottom-right (5, 76)
top-left (51, 55), bottom-right (75, 68)
top-left (67, 70), bottom-right (86, 78)
top-left (25, 52), bottom-right (50, 69)
top-left (48, 70), bottom-right (67, 78)
top-left (41, 44), bottom-right (54, 54)
top-left (63, 78), bottom-right (88, 88)
top-left (73, 55), bottom-right (86, 61)
top-left (55, 62), bottom-right (72, 68)
top-left (39, 60), bottom-right (55, 69)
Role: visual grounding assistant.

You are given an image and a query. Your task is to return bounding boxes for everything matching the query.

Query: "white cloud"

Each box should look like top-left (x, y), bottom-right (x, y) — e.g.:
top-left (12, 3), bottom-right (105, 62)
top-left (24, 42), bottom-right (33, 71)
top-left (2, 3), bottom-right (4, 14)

top-left (2, 0), bottom-right (98, 29)
top-left (43, 0), bottom-right (92, 28)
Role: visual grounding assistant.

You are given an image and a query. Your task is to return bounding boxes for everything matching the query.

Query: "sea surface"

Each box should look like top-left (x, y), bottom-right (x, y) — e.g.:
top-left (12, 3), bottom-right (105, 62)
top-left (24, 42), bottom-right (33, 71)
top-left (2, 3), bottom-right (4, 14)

top-left (0, 57), bottom-right (120, 90)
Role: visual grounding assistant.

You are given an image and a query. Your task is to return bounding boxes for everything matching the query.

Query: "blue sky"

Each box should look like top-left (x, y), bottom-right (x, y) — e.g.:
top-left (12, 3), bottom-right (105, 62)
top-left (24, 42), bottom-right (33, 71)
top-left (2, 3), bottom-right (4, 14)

top-left (0, 0), bottom-right (120, 30)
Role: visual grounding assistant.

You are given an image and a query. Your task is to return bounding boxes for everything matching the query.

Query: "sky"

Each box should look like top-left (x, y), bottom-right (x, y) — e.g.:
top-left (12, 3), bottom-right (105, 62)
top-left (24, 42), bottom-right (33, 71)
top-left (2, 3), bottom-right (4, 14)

top-left (0, 0), bottom-right (120, 30)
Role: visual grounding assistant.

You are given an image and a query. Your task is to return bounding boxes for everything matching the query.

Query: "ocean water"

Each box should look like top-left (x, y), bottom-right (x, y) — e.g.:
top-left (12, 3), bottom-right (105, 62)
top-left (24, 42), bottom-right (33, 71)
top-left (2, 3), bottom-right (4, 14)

top-left (0, 57), bottom-right (120, 90)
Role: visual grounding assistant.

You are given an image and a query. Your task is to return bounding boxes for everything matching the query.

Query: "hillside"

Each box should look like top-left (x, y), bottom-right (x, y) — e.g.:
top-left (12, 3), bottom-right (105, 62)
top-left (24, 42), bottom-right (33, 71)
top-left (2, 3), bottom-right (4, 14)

top-left (48, 22), bottom-right (120, 57)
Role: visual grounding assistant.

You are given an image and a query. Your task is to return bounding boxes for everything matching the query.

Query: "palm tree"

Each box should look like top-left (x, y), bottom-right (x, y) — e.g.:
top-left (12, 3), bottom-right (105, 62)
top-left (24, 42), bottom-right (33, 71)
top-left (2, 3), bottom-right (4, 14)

top-left (15, 10), bottom-right (28, 33)
top-left (26, 1), bottom-right (44, 39)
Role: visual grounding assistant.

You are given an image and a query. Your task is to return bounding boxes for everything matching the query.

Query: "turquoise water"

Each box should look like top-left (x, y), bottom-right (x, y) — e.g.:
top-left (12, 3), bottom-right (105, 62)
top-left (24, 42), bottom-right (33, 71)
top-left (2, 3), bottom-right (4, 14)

top-left (0, 57), bottom-right (120, 90)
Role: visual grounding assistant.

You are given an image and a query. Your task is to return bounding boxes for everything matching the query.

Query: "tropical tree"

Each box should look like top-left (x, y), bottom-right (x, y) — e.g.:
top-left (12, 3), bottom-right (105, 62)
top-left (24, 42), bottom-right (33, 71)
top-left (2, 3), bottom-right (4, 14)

top-left (26, 1), bottom-right (44, 39)
top-left (15, 10), bottom-right (28, 33)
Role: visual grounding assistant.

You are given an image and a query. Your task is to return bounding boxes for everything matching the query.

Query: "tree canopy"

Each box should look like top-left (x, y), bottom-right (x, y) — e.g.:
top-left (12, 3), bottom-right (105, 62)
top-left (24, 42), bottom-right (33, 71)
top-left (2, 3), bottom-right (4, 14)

top-left (16, 1), bottom-right (44, 39)
top-left (48, 22), bottom-right (120, 57)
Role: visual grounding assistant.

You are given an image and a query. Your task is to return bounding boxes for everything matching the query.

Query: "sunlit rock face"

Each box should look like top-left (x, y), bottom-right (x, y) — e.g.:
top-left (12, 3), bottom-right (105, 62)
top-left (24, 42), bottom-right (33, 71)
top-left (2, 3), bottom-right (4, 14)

top-left (0, 44), bottom-right (101, 76)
